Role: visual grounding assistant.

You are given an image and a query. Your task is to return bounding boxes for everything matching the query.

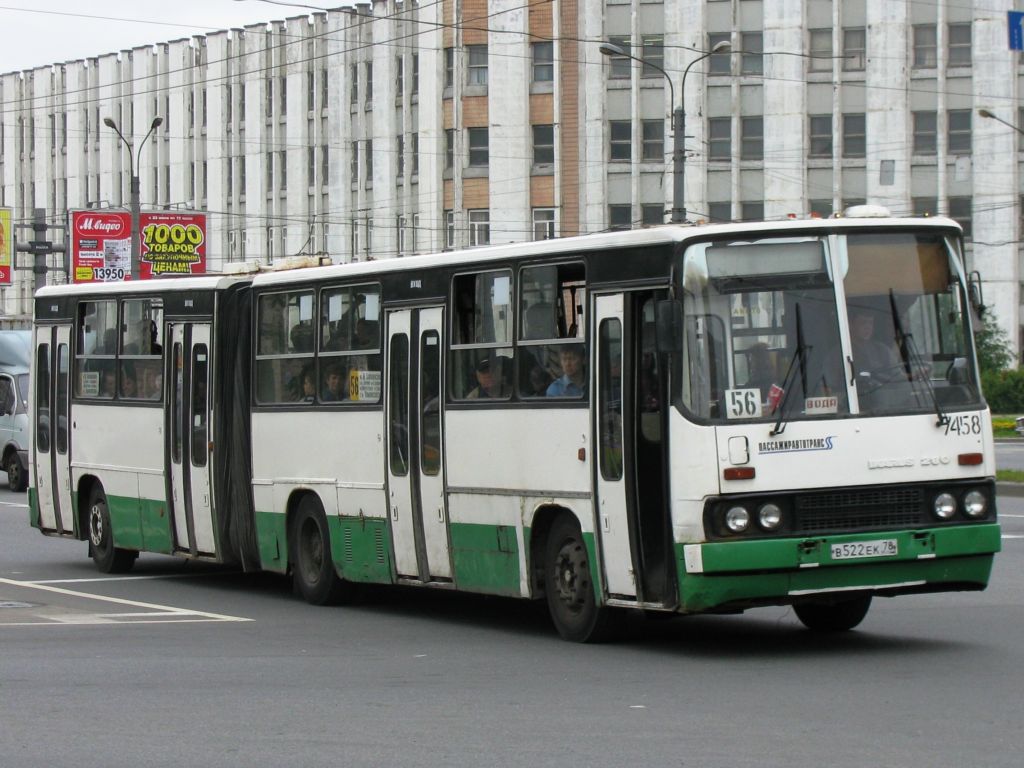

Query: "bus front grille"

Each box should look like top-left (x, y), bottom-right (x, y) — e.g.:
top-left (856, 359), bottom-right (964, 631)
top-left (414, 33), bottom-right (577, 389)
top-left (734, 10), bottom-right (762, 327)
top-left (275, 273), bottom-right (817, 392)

top-left (795, 487), bottom-right (923, 533)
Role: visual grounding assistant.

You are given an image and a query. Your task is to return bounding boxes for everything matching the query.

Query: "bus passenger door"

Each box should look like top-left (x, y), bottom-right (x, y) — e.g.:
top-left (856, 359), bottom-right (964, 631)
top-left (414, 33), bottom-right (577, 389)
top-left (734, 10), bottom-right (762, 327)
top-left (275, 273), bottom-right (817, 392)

top-left (166, 323), bottom-right (216, 556)
top-left (385, 307), bottom-right (452, 582)
top-left (34, 327), bottom-right (74, 534)
top-left (593, 294), bottom-right (636, 599)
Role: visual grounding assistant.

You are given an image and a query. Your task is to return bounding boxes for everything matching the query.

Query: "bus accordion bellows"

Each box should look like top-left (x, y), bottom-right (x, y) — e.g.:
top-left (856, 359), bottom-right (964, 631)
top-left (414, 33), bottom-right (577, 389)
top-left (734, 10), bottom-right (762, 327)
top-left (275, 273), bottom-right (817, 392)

top-left (29, 213), bottom-right (1000, 641)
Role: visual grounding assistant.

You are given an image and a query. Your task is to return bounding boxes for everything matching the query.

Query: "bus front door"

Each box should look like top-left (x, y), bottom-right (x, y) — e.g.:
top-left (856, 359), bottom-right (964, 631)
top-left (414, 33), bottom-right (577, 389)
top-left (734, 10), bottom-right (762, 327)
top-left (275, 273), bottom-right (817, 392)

top-left (593, 292), bottom-right (674, 607)
top-left (385, 306), bottom-right (452, 583)
top-left (34, 326), bottom-right (74, 534)
top-left (166, 323), bottom-right (216, 556)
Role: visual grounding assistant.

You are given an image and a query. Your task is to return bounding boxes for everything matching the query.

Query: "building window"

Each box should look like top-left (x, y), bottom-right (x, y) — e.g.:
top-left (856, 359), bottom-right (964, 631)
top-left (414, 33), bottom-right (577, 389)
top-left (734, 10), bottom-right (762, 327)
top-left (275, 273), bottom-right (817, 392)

top-left (365, 140), bottom-right (373, 183)
top-left (350, 142), bottom-right (359, 182)
top-left (913, 111), bottom-right (937, 154)
top-left (396, 56), bottom-right (404, 99)
top-left (948, 196), bottom-right (972, 238)
top-left (913, 25), bottom-right (937, 68)
top-left (265, 152), bottom-right (273, 190)
top-left (740, 33), bottom-right (763, 75)
top-left (948, 109), bottom-right (971, 155)
top-left (740, 117), bottom-right (763, 160)
top-left (809, 115), bottom-right (832, 158)
top-left (641, 204), bottom-right (663, 226)
top-left (609, 120), bottom-right (631, 161)
top-left (532, 41), bottom-right (554, 82)
top-left (609, 204), bottom-right (632, 230)
top-left (469, 210), bottom-right (490, 246)
top-left (412, 53), bottom-right (419, 95)
top-left (709, 33), bottom-right (731, 75)
top-left (444, 210), bottom-right (454, 249)
top-left (350, 64), bottom-right (358, 104)
top-left (641, 120), bottom-right (663, 161)
top-left (467, 45), bottom-right (488, 86)
top-left (396, 135), bottom-right (405, 178)
top-left (445, 128), bottom-right (455, 170)
top-left (842, 28), bottom-right (866, 71)
top-left (278, 151), bottom-right (286, 190)
top-left (809, 29), bottom-right (832, 71)
top-left (948, 23), bottom-right (972, 68)
top-left (411, 133), bottom-right (419, 175)
top-left (279, 76), bottom-right (287, 114)
top-left (468, 127), bottom-right (488, 166)
top-left (265, 78), bottom-right (273, 118)
top-left (321, 145), bottom-right (328, 182)
top-left (809, 199), bottom-right (833, 218)
top-left (365, 62), bottom-right (373, 103)
top-left (707, 202), bottom-right (731, 223)
top-left (708, 117), bottom-right (731, 160)
top-left (641, 36), bottom-right (664, 77)
top-left (842, 113), bottom-right (866, 158)
top-left (741, 201), bottom-right (764, 221)
top-left (444, 47), bottom-right (454, 88)
top-left (607, 36), bottom-right (631, 79)
top-left (912, 197), bottom-right (938, 216)
top-left (533, 208), bottom-right (555, 240)
top-left (533, 124), bottom-right (554, 165)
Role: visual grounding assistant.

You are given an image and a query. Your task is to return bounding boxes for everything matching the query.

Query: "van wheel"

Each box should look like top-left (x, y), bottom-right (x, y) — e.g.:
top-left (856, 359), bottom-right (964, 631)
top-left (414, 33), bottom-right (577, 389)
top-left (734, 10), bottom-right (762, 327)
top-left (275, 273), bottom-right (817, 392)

top-left (291, 496), bottom-right (355, 605)
top-left (87, 486), bottom-right (137, 573)
top-left (6, 453), bottom-right (26, 492)
top-left (794, 595), bottom-right (872, 632)
top-left (544, 515), bottom-right (614, 642)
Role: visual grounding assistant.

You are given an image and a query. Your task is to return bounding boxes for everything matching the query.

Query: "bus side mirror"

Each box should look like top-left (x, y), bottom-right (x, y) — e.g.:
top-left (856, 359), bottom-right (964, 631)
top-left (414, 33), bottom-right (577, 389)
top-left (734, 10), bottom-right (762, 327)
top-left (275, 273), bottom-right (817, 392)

top-left (655, 299), bottom-right (683, 354)
top-left (968, 271), bottom-right (986, 318)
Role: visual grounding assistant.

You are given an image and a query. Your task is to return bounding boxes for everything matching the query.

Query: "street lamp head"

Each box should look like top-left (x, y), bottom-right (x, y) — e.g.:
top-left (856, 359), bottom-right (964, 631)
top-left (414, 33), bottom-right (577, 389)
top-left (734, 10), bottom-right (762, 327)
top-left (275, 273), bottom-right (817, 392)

top-left (711, 40), bottom-right (732, 54)
top-left (102, 117), bottom-right (117, 129)
top-left (150, 116), bottom-right (163, 130)
top-left (598, 41), bottom-right (627, 58)
top-left (978, 109), bottom-right (995, 119)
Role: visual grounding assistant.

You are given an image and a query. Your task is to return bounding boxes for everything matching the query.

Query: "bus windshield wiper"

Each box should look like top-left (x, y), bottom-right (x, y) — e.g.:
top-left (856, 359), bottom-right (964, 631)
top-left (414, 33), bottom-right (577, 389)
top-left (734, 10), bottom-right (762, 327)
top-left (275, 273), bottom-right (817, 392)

top-left (888, 290), bottom-right (949, 428)
top-left (770, 303), bottom-right (810, 437)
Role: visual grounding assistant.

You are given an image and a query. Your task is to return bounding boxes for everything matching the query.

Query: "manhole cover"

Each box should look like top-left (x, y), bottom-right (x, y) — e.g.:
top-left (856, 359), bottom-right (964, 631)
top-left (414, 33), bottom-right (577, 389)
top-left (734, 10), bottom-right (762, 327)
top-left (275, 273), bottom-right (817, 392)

top-left (0, 601), bottom-right (37, 609)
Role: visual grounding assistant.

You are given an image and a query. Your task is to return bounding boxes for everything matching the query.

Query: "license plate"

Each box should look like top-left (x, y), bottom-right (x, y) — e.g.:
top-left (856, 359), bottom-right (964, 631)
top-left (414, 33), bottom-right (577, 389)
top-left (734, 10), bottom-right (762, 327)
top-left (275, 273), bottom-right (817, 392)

top-left (830, 539), bottom-right (898, 560)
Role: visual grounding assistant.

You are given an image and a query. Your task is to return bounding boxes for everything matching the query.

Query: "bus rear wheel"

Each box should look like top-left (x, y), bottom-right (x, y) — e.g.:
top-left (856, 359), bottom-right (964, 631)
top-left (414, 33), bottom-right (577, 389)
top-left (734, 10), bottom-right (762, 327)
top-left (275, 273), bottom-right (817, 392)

top-left (544, 515), bottom-right (614, 642)
top-left (291, 496), bottom-right (353, 606)
top-left (794, 595), bottom-right (872, 632)
top-left (6, 453), bottom-right (26, 492)
top-left (87, 486), bottom-right (137, 573)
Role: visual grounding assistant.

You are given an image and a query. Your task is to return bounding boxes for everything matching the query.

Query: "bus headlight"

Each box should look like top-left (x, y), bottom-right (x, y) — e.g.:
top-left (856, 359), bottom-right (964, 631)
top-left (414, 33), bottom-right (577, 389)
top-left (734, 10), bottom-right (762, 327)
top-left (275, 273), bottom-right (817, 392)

top-left (933, 492), bottom-right (957, 520)
top-left (962, 490), bottom-right (987, 518)
top-left (724, 506), bottom-right (750, 533)
top-left (758, 502), bottom-right (783, 531)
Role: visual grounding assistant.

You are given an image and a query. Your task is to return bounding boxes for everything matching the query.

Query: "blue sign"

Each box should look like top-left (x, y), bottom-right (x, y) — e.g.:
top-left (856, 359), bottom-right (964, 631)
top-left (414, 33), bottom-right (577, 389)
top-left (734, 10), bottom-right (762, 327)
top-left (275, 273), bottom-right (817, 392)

top-left (1010, 11), bottom-right (1024, 50)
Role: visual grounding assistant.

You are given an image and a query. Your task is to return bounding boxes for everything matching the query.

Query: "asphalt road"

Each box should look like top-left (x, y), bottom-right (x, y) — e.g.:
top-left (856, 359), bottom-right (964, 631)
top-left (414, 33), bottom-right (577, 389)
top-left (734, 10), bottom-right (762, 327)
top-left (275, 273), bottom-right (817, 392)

top-left (1, 482), bottom-right (1022, 768)
top-left (995, 439), bottom-right (1024, 472)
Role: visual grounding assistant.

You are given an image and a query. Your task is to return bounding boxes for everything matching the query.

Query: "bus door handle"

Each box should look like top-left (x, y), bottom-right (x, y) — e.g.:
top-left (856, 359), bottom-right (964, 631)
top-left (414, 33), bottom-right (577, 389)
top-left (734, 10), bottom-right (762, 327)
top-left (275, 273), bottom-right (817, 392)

top-left (391, 505), bottom-right (399, 521)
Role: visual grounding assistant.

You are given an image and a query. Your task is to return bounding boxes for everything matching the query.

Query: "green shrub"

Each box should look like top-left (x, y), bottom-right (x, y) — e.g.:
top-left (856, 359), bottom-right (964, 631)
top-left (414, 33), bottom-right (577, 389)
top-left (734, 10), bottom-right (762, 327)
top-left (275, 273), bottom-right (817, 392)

top-left (982, 368), bottom-right (1024, 413)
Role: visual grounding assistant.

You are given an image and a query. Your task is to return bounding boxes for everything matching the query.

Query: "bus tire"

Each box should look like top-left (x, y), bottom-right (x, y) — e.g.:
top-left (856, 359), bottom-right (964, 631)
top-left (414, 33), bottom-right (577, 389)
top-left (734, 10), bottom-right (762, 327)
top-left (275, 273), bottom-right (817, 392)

top-left (6, 452), bottom-right (26, 492)
top-left (794, 595), bottom-right (872, 632)
top-left (544, 514), bottom-right (613, 642)
top-left (87, 485), bottom-right (137, 574)
top-left (291, 496), bottom-right (348, 606)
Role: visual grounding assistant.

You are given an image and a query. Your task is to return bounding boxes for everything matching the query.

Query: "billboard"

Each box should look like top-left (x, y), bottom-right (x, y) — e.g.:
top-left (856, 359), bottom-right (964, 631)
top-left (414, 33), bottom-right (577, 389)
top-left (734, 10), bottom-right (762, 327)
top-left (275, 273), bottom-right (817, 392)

top-left (70, 209), bottom-right (208, 283)
top-left (0, 207), bottom-right (12, 285)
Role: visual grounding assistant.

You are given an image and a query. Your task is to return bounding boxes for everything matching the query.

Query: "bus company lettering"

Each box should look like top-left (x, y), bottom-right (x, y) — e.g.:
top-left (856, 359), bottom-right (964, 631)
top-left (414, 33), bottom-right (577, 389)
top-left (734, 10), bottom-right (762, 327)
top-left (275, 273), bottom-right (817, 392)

top-left (757, 436), bottom-right (835, 454)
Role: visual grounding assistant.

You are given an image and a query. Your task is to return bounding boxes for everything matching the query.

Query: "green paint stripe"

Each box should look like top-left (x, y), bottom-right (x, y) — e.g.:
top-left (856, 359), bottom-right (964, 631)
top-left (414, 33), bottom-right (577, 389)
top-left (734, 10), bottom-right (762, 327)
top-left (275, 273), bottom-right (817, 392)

top-left (254, 510), bottom-right (288, 573)
top-left (28, 487), bottom-right (39, 528)
top-left (330, 516), bottom-right (392, 584)
top-left (696, 524), bottom-right (1001, 574)
top-left (450, 522), bottom-right (521, 596)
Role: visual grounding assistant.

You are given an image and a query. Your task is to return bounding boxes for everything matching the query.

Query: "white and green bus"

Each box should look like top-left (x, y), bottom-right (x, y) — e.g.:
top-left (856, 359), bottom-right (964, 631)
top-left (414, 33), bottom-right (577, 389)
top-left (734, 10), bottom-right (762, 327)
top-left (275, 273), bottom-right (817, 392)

top-left (30, 211), bottom-right (1001, 641)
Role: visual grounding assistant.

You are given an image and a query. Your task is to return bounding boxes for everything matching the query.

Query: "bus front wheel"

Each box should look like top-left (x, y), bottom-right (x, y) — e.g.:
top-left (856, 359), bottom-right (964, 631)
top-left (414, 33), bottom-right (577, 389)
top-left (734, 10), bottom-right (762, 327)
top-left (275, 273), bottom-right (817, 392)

top-left (87, 486), bottom-right (137, 573)
top-left (291, 496), bottom-right (351, 606)
top-left (794, 595), bottom-right (872, 632)
top-left (544, 515), bottom-right (614, 642)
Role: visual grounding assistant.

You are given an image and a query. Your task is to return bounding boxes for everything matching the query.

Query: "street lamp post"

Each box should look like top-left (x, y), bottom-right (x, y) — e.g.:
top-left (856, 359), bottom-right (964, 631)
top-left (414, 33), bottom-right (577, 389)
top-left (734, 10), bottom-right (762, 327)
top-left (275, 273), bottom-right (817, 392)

top-left (103, 115), bottom-right (163, 280)
top-left (978, 108), bottom-right (1024, 137)
top-left (599, 40), bottom-right (731, 224)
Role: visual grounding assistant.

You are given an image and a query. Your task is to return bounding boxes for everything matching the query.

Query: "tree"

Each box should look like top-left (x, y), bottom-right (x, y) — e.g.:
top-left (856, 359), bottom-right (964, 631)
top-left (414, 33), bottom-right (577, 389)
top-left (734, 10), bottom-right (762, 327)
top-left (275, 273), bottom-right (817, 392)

top-left (974, 315), bottom-right (1014, 374)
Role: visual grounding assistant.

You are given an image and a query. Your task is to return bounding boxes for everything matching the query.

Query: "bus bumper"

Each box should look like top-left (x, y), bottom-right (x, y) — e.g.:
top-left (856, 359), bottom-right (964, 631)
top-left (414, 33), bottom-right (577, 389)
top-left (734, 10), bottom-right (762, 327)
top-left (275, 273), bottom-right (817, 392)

top-left (675, 523), bottom-right (1001, 614)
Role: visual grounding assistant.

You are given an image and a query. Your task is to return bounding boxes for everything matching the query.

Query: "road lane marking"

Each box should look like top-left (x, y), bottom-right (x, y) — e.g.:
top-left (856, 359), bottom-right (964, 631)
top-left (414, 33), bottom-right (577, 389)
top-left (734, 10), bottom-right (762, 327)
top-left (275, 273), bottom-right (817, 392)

top-left (1002, 534), bottom-right (1024, 539)
top-left (28, 573), bottom-right (239, 584)
top-left (0, 501), bottom-right (29, 508)
top-left (0, 576), bottom-right (252, 624)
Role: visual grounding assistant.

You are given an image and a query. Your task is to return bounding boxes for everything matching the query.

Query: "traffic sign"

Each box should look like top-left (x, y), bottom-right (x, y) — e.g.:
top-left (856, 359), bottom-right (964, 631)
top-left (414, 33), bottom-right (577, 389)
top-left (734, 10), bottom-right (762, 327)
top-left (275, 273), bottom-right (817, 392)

top-left (1010, 11), bottom-right (1024, 51)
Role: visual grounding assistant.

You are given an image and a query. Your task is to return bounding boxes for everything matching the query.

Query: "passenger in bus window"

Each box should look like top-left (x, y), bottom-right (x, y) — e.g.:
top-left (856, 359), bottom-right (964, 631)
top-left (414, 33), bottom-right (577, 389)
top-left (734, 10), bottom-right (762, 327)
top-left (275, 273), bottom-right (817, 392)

top-left (300, 367), bottom-right (316, 402)
top-left (546, 345), bottom-right (586, 397)
top-left (120, 363), bottom-right (138, 399)
top-left (849, 307), bottom-right (899, 376)
top-left (322, 362), bottom-right (348, 401)
top-left (100, 368), bottom-right (116, 398)
top-left (467, 357), bottom-right (511, 399)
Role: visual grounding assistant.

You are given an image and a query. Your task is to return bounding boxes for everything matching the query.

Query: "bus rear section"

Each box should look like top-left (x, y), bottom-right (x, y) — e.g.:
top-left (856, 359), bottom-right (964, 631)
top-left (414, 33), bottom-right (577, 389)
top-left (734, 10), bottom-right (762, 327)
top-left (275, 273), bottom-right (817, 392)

top-left (664, 217), bottom-right (999, 630)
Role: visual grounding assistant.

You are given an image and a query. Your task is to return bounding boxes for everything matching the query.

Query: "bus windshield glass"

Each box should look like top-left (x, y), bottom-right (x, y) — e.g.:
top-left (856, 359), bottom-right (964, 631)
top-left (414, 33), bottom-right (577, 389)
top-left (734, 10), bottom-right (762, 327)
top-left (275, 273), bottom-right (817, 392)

top-left (677, 231), bottom-right (981, 423)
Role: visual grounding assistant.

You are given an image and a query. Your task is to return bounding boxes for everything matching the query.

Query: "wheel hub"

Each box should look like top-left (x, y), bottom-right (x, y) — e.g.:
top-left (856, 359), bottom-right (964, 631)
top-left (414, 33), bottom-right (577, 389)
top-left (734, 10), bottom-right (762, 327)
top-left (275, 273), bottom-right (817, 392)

top-left (554, 543), bottom-right (588, 611)
top-left (88, 505), bottom-right (104, 547)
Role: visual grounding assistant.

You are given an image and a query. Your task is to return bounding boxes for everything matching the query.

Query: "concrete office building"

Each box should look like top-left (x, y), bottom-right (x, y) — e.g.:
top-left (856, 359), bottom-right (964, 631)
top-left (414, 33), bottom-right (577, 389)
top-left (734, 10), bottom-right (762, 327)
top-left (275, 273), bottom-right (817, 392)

top-left (0, 0), bottom-right (1020, 354)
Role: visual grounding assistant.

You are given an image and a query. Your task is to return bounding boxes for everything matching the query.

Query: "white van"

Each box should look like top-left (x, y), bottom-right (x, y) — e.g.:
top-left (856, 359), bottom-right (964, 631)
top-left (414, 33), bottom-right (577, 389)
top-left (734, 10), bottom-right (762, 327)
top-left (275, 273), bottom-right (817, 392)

top-left (0, 331), bottom-right (31, 491)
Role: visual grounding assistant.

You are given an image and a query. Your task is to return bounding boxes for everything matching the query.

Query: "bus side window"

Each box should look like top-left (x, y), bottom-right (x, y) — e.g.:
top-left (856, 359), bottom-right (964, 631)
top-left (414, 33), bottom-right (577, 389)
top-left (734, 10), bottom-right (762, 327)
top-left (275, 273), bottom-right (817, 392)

top-left (517, 262), bottom-right (586, 399)
top-left (450, 270), bottom-right (513, 400)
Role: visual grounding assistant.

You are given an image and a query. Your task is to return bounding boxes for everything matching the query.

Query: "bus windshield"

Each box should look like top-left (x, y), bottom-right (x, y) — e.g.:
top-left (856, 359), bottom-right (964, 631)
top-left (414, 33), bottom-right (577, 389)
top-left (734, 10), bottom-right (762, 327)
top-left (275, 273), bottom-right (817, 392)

top-left (677, 231), bottom-right (982, 423)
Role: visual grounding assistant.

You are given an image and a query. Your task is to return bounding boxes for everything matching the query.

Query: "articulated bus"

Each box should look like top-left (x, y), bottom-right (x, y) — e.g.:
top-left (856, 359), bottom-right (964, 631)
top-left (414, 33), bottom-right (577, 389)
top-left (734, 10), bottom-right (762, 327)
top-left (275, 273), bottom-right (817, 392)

top-left (30, 211), bottom-right (1000, 641)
